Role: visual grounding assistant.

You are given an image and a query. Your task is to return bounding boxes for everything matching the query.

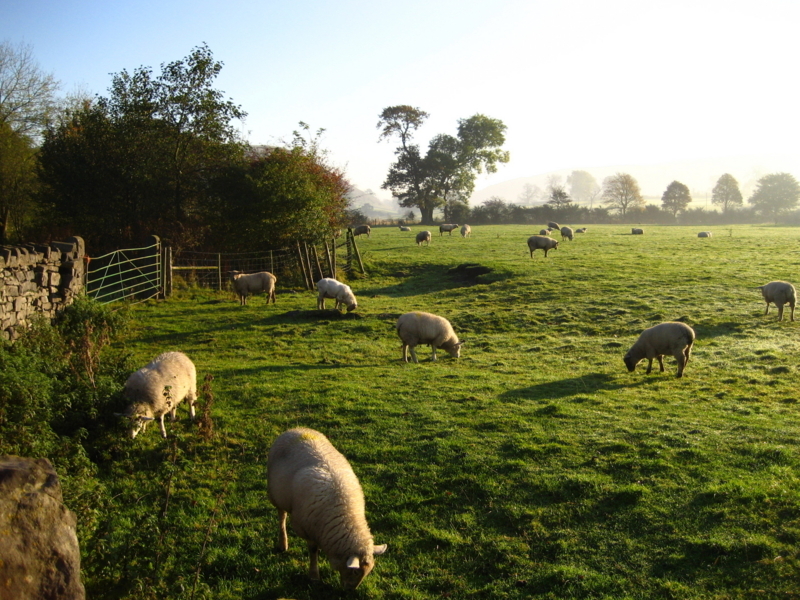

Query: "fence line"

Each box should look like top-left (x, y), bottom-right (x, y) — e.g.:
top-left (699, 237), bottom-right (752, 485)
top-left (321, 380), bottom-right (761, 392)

top-left (86, 237), bottom-right (161, 305)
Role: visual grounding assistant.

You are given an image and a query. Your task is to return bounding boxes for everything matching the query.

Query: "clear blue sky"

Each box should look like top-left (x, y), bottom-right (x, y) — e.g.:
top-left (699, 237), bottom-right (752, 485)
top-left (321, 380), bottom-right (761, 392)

top-left (4, 0), bottom-right (799, 200)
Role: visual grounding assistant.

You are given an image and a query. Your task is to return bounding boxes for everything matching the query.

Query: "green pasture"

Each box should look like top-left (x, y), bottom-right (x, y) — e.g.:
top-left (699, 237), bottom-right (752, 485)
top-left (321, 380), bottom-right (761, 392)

top-left (87, 224), bottom-right (800, 599)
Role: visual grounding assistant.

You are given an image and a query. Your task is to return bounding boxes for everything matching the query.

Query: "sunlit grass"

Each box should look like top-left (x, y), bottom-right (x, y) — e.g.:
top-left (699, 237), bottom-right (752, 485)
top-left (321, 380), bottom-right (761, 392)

top-left (84, 224), bottom-right (800, 599)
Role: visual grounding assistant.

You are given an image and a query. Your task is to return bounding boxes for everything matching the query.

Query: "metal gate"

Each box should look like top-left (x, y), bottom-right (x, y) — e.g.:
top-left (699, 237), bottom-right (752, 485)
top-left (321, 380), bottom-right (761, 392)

top-left (86, 237), bottom-right (163, 305)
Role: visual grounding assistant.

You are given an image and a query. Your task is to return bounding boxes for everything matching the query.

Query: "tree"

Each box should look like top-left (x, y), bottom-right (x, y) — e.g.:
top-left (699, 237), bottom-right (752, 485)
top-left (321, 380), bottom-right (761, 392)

top-left (661, 180), bottom-right (692, 217)
top-left (711, 173), bottom-right (743, 212)
top-left (748, 172), bottom-right (800, 223)
top-left (378, 106), bottom-right (509, 224)
top-left (0, 120), bottom-right (37, 244)
top-left (518, 182), bottom-right (544, 206)
top-left (547, 185), bottom-right (572, 209)
top-left (0, 41), bottom-right (59, 138)
top-left (601, 173), bottom-right (645, 216)
top-left (567, 170), bottom-right (600, 207)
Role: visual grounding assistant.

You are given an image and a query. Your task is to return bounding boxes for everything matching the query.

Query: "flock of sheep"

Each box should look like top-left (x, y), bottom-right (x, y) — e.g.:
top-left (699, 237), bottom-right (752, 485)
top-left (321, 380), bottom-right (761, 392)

top-left (117, 224), bottom-right (797, 589)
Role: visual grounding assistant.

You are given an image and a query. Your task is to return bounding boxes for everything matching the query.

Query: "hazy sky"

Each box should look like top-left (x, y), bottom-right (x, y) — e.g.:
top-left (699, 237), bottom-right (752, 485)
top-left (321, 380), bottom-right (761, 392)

top-left (4, 0), bottom-right (799, 200)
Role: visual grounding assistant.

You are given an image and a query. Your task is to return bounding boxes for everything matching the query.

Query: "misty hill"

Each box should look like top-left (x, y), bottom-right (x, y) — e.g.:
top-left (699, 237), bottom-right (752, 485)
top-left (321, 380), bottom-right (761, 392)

top-left (469, 155), bottom-right (800, 207)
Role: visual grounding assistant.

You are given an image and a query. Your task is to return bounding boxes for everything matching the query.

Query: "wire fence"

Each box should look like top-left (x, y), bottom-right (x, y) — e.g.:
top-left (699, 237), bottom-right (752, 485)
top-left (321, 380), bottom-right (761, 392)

top-left (86, 238), bottom-right (162, 305)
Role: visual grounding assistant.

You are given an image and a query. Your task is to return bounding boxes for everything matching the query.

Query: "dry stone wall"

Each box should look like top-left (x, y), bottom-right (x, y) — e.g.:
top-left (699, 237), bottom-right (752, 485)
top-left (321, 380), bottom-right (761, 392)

top-left (0, 236), bottom-right (86, 341)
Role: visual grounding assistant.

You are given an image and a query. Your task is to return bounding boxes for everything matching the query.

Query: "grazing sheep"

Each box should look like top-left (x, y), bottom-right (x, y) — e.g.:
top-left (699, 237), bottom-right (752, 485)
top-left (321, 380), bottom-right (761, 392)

top-left (396, 311), bottom-right (463, 363)
top-left (575, 227), bottom-right (587, 233)
top-left (230, 271), bottom-right (277, 306)
top-left (539, 229), bottom-right (550, 235)
top-left (460, 224), bottom-right (471, 238)
top-left (560, 226), bottom-right (574, 241)
top-left (757, 280), bottom-right (796, 322)
top-left (120, 351), bottom-right (197, 438)
top-left (698, 231), bottom-right (712, 238)
top-left (399, 226), bottom-right (411, 232)
top-left (624, 322), bottom-right (695, 378)
top-left (631, 228), bottom-right (644, 235)
top-left (547, 221), bottom-right (560, 230)
top-left (353, 225), bottom-right (371, 237)
top-left (268, 427), bottom-right (387, 589)
top-left (439, 223), bottom-right (459, 236)
top-left (527, 235), bottom-right (559, 257)
top-left (416, 231), bottom-right (432, 246)
top-left (316, 277), bottom-right (358, 312)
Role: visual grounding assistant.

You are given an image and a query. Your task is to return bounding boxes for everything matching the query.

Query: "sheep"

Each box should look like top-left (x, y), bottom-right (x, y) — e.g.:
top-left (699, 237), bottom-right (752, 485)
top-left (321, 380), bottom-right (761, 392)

top-left (631, 228), bottom-right (644, 235)
top-left (539, 229), bottom-right (550, 235)
top-left (396, 311), bottom-right (463, 363)
top-left (575, 227), bottom-right (587, 233)
top-left (623, 322), bottom-right (695, 378)
top-left (316, 277), bottom-right (357, 312)
top-left (230, 271), bottom-right (277, 306)
top-left (547, 221), bottom-right (560, 230)
top-left (757, 280), bottom-right (796, 322)
top-left (119, 351), bottom-right (197, 438)
top-left (353, 225), bottom-right (371, 237)
top-left (527, 235), bottom-right (559, 257)
top-left (398, 226), bottom-right (411, 232)
top-left (560, 226), bottom-right (574, 241)
top-left (416, 230), bottom-right (432, 246)
top-left (460, 224), bottom-right (471, 238)
top-left (439, 223), bottom-right (459, 236)
top-left (267, 427), bottom-right (387, 589)
top-left (698, 231), bottom-right (712, 238)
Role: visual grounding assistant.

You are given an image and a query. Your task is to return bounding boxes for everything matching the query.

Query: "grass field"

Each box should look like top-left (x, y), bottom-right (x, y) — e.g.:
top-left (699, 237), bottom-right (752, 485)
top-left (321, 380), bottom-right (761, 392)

top-left (85, 224), bottom-right (800, 599)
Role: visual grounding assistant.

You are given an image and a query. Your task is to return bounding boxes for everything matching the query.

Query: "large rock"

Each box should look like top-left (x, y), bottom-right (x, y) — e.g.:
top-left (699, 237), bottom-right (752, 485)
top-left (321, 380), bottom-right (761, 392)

top-left (0, 456), bottom-right (85, 600)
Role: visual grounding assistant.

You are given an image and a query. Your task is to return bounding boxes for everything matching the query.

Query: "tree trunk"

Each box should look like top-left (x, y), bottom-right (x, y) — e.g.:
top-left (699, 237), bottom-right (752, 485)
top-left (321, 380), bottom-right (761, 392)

top-left (420, 206), bottom-right (434, 225)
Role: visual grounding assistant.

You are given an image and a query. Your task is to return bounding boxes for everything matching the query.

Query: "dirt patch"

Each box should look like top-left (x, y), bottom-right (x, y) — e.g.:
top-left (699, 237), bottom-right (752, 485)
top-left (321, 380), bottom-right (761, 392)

top-left (448, 263), bottom-right (493, 284)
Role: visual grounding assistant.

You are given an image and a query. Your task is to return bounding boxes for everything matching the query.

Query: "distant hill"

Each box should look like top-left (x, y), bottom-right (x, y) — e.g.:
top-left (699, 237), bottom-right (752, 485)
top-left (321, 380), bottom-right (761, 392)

top-left (469, 155), bottom-right (800, 208)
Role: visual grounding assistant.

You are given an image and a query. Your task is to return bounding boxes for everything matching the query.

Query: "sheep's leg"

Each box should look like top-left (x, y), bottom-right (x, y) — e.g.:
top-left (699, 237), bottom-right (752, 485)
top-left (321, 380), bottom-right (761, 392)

top-left (764, 302), bottom-right (770, 315)
top-left (791, 304), bottom-right (796, 322)
top-left (277, 510), bottom-right (289, 551)
top-left (187, 394), bottom-right (196, 420)
top-left (409, 346), bottom-right (419, 364)
top-left (159, 415), bottom-right (168, 438)
top-left (778, 304), bottom-right (784, 321)
top-left (645, 358), bottom-right (653, 374)
top-left (430, 345), bottom-right (438, 361)
top-left (675, 353), bottom-right (686, 378)
top-left (308, 542), bottom-right (321, 580)
top-left (401, 344), bottom-right (409, 362)
top-left (657, 356), bottom-right (665, 372)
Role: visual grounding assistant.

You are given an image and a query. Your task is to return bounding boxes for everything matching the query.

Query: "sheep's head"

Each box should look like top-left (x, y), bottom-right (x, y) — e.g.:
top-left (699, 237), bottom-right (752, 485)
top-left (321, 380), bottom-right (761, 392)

top-left (446, 340), bottom-right (464, 359)
top-left (118, 405), bottom-right (155, 438)
top-left (335, 544), bottom-right (387, 589)
top-left (623, 352), bottom-right (638, 372)
top-left (346, 301), bottom-right (357, 312)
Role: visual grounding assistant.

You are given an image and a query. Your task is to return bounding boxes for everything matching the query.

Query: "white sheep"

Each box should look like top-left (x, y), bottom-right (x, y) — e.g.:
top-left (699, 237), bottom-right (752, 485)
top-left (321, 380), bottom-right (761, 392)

top-left (316, 277), bottom-right (358, 312)
top-left (439, 223), bottom-right (459, 236)
top-left (547, 221), bottom-right (560, 230)
top-left (353, 225), bottom-right (371, 237)
top-left (527, 235), bottom-right (559, 257)
top-left (698, 231), bottom-right (712, 238)
top-left (631, 228), bottom-right (644, 235)
top-left (399, 226), bottom-right (411, 232)
top-left (460, 224), bottom-right (471, 238)
top-left (267, 427), bottom-right (387, 589)
top-left (416, 231), bottom-right (432, 246)
top-left (539, 229), bottom-right (550, 236)
top-left (230, 271), bottom-right (277, 306)
top-left (560, 226), bottom-right (574, 241)
top-left (396, 311), bottom-right (463, 363)
top-left (757, 280), bottom-right (796, 322)
top-left (120, 351), bottom-right (197, 438)
top-left (624, 322), bottom-right (695, 378)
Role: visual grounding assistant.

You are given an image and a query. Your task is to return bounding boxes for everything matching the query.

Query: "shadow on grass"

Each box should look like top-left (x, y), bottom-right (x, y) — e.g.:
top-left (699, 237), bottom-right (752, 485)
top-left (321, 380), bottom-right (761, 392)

top-left (499, 372), bottom-right (650, 402)
top-left (360, 263), bottom-right (510, 297)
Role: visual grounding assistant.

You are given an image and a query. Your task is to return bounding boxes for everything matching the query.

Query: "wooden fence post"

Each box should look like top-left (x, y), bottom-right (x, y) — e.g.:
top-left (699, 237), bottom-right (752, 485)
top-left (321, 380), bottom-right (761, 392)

top-left (346, 229), bottom-right (353, 273)
top-left (217, 253), bottom-right (223, 291)
top-left (297, 242), bottom-right (311, 289)
top-left (324, 241), bottom-right (334, 280)
top-left (351, 234), bottom-right (366, 275)
top-left (312, 245), bottom-right (325, 281)
top-left (331, 238), bottom-right (337, 280)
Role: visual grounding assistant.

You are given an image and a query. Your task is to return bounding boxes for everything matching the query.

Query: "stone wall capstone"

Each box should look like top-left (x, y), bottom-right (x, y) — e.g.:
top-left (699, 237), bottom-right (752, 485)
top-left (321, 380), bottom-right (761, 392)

top-left (0, 236), bottom-right (85, 341)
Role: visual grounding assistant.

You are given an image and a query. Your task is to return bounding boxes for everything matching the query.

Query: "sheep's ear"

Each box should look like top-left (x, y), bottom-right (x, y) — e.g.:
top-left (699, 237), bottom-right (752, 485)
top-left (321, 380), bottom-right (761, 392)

top-left (346, 556), bottom-right (360, 569)
top-left (373, 544), bottom-right (387, 555)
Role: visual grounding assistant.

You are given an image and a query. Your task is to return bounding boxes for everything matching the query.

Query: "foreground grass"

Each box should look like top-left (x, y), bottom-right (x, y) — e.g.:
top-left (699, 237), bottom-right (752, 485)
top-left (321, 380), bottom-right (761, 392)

top-left (84, 225), bottom-right (800, 599)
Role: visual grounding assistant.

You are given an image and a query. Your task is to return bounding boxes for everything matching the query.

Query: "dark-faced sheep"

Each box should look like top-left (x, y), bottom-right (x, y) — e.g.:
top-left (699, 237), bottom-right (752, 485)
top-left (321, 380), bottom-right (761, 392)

top-left (547, 221), bottom-right (560, 230)
top-left (268, 428), bottom-right (387, 589)
top-left (439, 223), bottom-right (459, 236)
top-left (353, 225), bottom-right (371, 237)
top-left (416, 231), bottom-right (431, 246)
top-left (624, 322), bottom-right (695, 378)
top-left (631, 228), bottom-right (644, 235)
top-left (527, 235), bottom-right (559, 257)
top-left (757, 281), bottom-right (796, 321)
top-left (560, 226), bottom-right (574, 241)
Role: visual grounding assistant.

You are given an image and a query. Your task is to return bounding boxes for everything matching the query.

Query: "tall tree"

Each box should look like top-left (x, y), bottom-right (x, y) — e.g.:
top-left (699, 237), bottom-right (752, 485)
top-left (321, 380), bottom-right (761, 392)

top-left (0, 41), bottom-right (59, 138)
top-left (661, 180), bottom-right (692, 217)
top-left (378, 106), bottom-right (509, 224)
top-left (567, 170), bottom-right (600, 207)
top-left (0, 120), bottom-right (37, 244)
top-left (518, 182), bottom-right (544, 206)
top-left (601, 173), bottom-right (645, 216)
top-left (748, 172), bottom-right (800, 223)
top-left (547, 185), bottom-right (572, 208)
top-left (711, 173), bottom-right (743, 212)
